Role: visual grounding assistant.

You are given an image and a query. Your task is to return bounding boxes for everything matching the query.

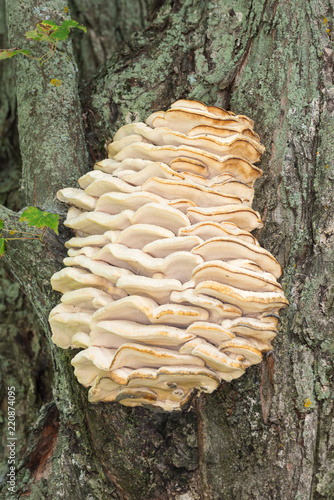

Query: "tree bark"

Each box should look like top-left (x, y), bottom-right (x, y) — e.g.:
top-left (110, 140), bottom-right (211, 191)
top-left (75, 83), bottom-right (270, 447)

top-left (1, 0), bottom-right (334, 499)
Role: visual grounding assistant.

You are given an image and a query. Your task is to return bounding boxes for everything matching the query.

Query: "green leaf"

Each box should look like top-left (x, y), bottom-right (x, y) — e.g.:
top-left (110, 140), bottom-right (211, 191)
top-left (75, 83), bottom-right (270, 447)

top-left (25, 30), bottom-right (47, 42)
top-left (0, 220), bottom-right (3, 230)
top-left (19, 207), bottom-right (59, 234)
top-left (50, 20), bottom-right (87, 41)
top-left (25, 20), bottom-right (58, 42)
top-left (41, 20), bottom-right (59, 29)
top-left (0, 48), bottom-right (30, 60)
top-left (0, 238), bottom-right (5, 257)
top-left (25, 19), bottom-right (86, 43)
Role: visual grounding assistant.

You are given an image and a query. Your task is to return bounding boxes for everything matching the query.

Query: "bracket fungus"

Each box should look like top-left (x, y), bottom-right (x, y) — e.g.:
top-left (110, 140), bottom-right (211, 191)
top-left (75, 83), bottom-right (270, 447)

top-left (50, 99), bottom-right (288, 411)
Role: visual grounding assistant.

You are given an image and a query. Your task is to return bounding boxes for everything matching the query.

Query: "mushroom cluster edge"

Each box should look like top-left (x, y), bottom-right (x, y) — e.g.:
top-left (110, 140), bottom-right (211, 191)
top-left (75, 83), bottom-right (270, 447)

top-left (49, 99), bottom-right (289, 411)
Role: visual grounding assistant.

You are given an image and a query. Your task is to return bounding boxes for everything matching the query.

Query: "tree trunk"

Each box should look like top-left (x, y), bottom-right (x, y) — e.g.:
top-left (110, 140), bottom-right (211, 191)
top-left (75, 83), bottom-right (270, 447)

top-left (1, 1), bottom-right (333, 499)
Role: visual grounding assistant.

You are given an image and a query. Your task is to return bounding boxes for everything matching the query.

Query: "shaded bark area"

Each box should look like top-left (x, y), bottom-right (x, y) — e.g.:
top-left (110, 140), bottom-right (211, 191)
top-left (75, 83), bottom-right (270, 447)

top-left (0, 0), bottom-right (54, 487)
top-left (68, 0), bottom-right (155, 81)
top-left (5, 0), bottom-right (89, 210)
top-left (0, 0), bottom-right (333, 499)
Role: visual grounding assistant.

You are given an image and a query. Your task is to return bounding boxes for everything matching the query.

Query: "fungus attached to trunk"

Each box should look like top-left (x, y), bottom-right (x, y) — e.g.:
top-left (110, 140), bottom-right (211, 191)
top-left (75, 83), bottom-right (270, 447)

top-left (49, 100), bottom-right (288, 411)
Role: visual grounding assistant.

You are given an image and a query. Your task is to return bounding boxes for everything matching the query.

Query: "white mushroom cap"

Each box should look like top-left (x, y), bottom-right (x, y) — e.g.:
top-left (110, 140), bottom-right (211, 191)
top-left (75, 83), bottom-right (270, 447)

top-left (108, 133), bottom-right (149, 157)
top-left (64, 210), bottom-right (133, 235)
top-left (160, 131), bottom-right (264, 163)
top-left (115, 224), bottom-right (174, 249)
top-left (178, 221), bottom-right (258, 245)
top-left (170, 157), bottom-right (207, 176)
top-left (92, 243), bottom-right (159, 275)
top-left (122, 162), bottom-right (185, 186)
top-left (57, 188), bottom-right (97, 211)
top-left (108, 343), bottom-right (206, 371)
top-left (194, 281), bottom-right (289, 315)
top-left (142, 177), bottom-right (243, 207)
top-left (191, 343), bottom-right (245, 380)
top-left (146, 104), bottom-right (253, 134)
top-left (116, 275), bottom-right (183, 304)
top-left (188, 124), bottom-right (260, 142)
top-left (113, 143), bottom-right (262, 184)
top-left (93, 243), bottom-right (203, 282)
top-left (71, 332), bottom-right (91, 349)
top-left (62, 254), bottom-right (133, 284)
top-left (65, 234), bottom-right (111, 249)
top-left (51, 267), bottom-right (116, 294)
top-left (170, 289), bottom-right (242, 323)
top-left (110, 120), bottom-right (264, 162)
top-left (192, 237), bottom-right (282, 278)
top-left (90, 320), bottom-right (195, 347)
top-left (60, 288), bottom-right (113, 310)
top-left (186, 321), bottom-right (235, 345)
top-left (130, 365), bottom-right (219, 392)
top-left (130, 203), bottom-right (190, 234)
top-left (192, 260), bottom-right (282, 292)
top-left (219, 338), bottom-right (263, 365)
top-left (78, 170), bottom-right (110, 189)
top-left (87, 377), bottom-right (132, 402)
top-left (187, 206), bottom-right (263, 231)
top-left (179, 337), bottom-right (211, 354)
top-left (66, 206), bottom-right (83, 222)
top-left (118, 157), bottom-right (177, 171)
top-left (91, 295), bottom-right (209, 326)
top-left (49, 303), bottom-right (88, 318)
top-left (112, 122), bottom-right (166, 143)
top-left (95, 191), bottom-right (165, 215)
top-left (221, 317), bottom-right (278, 341)
top-left (104, 365), bottom-right (219, 393)
top-left (67, 246), bottom-right (100, 258)
top-left (89, 295), bottom-right (167, 325)
top-left (143, 236), bottom-right (203, 258)
top-left (89, 383), bottom-right (159, 406)
top-left (49, 307), bottom-right (92, 349)
top-left (230, 259), bottom-right (263, 272)
top-left (71, 346), bottom-right (117, 386)
top-left (88, 377), bottom-right (200, 410)
top-left (210, 178), bottom-right (254, 205)
top-left (106, 367), bottom-right (133, 385)
top-left (93, 158), bottom-right (121, 173)
top-left (166, 198), bottom-right (196, 213)
top-left (86, 177), bottom-right (140, 197)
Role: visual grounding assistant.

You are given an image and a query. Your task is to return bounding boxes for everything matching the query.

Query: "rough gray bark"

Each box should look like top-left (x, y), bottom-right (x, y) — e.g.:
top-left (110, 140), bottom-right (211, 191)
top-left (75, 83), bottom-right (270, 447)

top-left (0, 0), bottom-right (333, 499)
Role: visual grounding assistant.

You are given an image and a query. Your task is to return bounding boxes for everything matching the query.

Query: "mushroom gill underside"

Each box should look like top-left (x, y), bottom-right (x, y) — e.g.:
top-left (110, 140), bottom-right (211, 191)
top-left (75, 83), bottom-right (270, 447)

top-left (49, 99), bottom-right (288, 411)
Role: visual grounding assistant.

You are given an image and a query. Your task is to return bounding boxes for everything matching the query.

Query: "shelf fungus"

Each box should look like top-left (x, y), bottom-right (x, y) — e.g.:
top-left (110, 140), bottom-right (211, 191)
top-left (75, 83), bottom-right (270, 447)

top-left (49, 99), bottom-right (288, 411)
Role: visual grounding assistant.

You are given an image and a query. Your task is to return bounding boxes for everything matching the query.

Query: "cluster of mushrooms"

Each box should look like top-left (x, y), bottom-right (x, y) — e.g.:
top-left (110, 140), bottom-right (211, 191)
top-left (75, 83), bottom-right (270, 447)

top-left (49, 100), bottom-right (288, 411)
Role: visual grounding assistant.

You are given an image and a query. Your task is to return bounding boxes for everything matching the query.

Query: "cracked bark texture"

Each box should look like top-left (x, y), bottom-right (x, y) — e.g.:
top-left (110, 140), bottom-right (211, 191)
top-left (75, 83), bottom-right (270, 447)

top-left (0, 0), bottom-right (333, 499)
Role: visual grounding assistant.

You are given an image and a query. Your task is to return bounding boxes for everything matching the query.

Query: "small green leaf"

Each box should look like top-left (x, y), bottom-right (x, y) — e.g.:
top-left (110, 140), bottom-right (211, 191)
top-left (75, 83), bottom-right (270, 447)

top-left (19, 207), bottom-right (59, 234)
top-left (62, 19), bottom-right (87, 32)
top-left (41, 20), bottom-right (59, 29)
top-left (50, 20), bottom-right (87, 41)
top-left (0, 48), bottom-right (30, 60)
top-left (25, 19), bottom-right (86, 43)
top-left (0, 238), bottom-right (5, 257)
top-left (25, 20), bottom-right (57, 42)
top-left (0, 220), bottom-right (3, 230)
top-left (25, 29), bottom-right (49, 42)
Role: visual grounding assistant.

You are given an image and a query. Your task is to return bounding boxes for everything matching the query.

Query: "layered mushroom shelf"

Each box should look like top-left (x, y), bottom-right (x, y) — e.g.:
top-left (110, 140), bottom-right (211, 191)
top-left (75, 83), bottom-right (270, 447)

top-left (49, 100), bottom-right (289, 411)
